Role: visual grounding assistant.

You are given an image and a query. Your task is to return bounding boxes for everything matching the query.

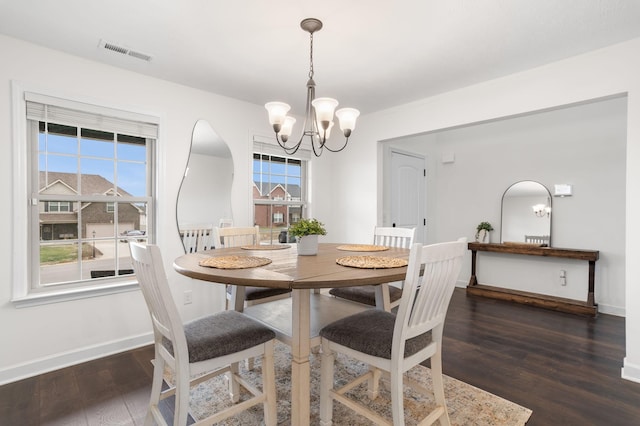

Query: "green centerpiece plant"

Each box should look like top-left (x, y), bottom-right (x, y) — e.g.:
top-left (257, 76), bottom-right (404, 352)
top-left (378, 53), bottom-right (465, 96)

top-left (289, 218), bottom-right (327, 255)
top-left (288, 218), bottom-right (327, 238)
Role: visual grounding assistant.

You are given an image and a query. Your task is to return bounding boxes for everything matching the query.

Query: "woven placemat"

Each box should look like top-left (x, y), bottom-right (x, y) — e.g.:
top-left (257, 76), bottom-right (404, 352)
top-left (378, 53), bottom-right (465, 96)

top-left (240, 244), bottom-right (291, 250)
top-left (199, 255), bottom-right (272, 269)
top-left (336, 255), bottom-right (408, 269)
top-left (336, 244), bottom-right (389, 252)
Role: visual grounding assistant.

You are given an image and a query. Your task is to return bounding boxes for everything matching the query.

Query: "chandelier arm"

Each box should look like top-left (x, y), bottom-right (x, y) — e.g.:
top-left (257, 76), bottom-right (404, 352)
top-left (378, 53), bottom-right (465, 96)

top-left (274, 132), bottom-right (303, 155)
top-left (277, 77), bottom-right (320, 156)
top-left (321, 136), bottom-right (350, 153)
top-left (311, 135), bottom-right (324, 156)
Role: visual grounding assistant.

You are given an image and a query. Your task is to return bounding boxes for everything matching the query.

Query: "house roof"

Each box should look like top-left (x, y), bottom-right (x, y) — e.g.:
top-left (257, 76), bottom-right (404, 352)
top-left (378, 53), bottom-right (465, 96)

top-left (254, 182), bottom-right (301, 199)
top-left (39, 172), bottom-right (132, 196)
top-left (39, 213), bottom-right (77, 224)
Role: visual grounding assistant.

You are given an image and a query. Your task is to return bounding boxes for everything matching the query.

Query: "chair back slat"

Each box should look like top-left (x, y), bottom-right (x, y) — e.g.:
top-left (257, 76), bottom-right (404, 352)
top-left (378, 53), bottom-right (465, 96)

top-left (215, 225), bottom-right (260, 248)
top-left (394, 239), bottom-right (466, 347)
top-left (129, 242), bottom-right (189, 361)
top-left (181, 224), bottom-right (214, 253)
top-left (525, 235), bottom-right (549, 244)
top-left (373, 226), bottom-right (415, 249)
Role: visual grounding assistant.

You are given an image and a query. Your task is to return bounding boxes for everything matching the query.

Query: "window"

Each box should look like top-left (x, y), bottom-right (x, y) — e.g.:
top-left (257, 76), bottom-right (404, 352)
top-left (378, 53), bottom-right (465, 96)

top-left (46, 201), bottom-right (72, 212)
top-left (12, 87), bottom-right (158, 305)
top-left (252, 145), bottom-right (308, 243)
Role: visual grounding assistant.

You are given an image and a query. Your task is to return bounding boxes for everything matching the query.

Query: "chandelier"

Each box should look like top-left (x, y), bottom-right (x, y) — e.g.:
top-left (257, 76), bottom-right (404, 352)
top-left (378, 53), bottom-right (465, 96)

top-left (265, 18), bottom-right (360, 156)
top-left (532, 204), bottom-right (551, 218)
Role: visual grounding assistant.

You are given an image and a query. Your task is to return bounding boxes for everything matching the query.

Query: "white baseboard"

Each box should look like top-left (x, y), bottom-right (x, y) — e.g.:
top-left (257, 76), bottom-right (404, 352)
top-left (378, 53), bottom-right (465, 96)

top-left (0, 332), bottom-right (153, 386)
top-left (596, 303), bottom-right (625, 317)
top-left (622, 358), bottom-right (640, 384)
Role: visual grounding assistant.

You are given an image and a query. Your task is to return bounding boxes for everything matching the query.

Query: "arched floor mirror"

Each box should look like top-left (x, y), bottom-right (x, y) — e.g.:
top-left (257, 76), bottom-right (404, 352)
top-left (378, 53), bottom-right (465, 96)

top-left (176, 120), bottom-right (233, 253)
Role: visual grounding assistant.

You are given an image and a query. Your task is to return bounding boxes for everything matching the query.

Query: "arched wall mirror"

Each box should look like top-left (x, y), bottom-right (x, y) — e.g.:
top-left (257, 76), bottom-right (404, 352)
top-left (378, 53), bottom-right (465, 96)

top-left (501, 180), bottom-right (552, 246)
top-left (176, 120), bottom-right (233, 253)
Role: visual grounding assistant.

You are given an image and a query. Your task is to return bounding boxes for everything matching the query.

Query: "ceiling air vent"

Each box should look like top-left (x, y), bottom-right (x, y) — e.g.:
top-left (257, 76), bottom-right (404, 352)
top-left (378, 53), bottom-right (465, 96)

top-left (99, 39), bottom-right (153, 62)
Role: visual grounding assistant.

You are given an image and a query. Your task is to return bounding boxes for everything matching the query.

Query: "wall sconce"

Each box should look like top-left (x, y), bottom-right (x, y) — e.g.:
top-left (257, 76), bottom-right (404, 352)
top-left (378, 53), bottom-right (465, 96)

top-left (532, 204), bottom-right (551, 218)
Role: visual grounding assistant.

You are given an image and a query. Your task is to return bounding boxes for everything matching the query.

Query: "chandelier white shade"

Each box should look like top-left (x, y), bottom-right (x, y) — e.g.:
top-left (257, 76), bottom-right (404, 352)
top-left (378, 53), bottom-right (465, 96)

top-left (265, 18), bottom-right (360, 156)
top-left (532, 203), bottom-right (551, 217)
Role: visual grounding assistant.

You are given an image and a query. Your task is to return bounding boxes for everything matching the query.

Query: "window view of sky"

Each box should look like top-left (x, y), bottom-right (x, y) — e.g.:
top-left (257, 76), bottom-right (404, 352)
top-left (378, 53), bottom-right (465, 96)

top-left (39, 130), bottom-right (147, 197)
top-left (253, 154), bottom-right (301, 187)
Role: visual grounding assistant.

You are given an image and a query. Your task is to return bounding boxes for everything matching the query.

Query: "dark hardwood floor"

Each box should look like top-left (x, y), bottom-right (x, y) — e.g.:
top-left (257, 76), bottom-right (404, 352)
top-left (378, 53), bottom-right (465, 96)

top-left (1, 288), bottom-right (639, 425)
top-left (442, 289), bottom-right (640, 425)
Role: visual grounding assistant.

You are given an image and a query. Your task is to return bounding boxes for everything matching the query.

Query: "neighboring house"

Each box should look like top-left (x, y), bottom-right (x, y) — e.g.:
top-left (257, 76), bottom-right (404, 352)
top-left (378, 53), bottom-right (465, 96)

top-left (39, 171), bottom-right (144, 240)
top-left (253, 181), bottom-right (302, 227)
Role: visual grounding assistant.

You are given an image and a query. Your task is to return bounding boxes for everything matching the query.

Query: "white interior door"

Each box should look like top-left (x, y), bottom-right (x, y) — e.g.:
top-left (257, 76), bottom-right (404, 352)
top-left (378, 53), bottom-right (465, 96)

top-left (390, 149), bottom-right (426, 243)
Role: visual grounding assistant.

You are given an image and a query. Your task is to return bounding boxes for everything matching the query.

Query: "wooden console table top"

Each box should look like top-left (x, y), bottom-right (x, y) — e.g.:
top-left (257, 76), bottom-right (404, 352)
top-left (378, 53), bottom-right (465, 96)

top-left (467, 242), bottom-right (599, 261)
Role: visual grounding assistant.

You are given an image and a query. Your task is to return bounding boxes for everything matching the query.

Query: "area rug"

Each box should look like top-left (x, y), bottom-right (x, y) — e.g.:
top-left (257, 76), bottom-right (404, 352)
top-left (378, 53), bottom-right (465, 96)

top-left (168, 342), bottom-right (532, 425)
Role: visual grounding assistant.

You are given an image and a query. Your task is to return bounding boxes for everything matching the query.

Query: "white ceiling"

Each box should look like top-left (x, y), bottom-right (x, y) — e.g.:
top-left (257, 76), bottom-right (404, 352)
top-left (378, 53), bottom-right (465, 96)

top-left (2, 0), bottom-right (640, 115)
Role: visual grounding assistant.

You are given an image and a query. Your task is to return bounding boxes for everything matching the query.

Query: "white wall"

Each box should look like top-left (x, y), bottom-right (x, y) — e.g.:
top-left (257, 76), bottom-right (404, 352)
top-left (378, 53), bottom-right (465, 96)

top-left (0, 34), bottom-right (273, 384)
top-left (317, 38), bottom-right (640, 383)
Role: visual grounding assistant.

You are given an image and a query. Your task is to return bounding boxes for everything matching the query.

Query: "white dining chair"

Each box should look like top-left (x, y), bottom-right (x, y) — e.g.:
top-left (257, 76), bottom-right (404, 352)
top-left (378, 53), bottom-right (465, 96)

top-left (129, 242), bottom-right (277, 426)
top-left (219, 218), bottom-right (234, 228)
top-left (215, 226), bottom-right (293, 308)
top-left (181, 224), bottom-right (214, 253)
top-left (319, 238), bottom-right (466, 426)
top-left (525, 234), bottom-right (550, 245)
top-left (213, 225), bottom-right (260, 249)
top-left (329, 226), bottom-right (415, 311)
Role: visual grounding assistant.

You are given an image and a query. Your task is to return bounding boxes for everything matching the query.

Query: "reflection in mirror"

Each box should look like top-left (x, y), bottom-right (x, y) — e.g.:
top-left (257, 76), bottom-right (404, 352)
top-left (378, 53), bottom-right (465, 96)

top-left (176, 120), bottom-right (233, 253)
top-left (501, 181), bottom-right (552, 246)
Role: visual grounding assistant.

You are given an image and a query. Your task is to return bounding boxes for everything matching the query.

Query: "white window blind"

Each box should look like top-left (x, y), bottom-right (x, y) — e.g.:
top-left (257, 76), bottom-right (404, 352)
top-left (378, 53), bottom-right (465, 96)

top-left (253, 135), bottom-right (311, 160)
top-left (25, 92), bottom-right (158, 139)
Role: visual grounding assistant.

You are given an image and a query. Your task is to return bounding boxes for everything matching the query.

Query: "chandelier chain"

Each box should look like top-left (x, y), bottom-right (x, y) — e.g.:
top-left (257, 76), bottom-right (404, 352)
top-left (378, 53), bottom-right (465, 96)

top-left (308, 32), bottom-right (314, 79)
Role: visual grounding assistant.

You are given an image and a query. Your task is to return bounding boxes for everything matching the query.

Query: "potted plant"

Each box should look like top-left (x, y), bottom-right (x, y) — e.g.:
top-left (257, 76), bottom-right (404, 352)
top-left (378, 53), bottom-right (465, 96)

top-left (288, 218), bottom-right (327, 255)
top-left (475, 221), bottom-right (494, 243)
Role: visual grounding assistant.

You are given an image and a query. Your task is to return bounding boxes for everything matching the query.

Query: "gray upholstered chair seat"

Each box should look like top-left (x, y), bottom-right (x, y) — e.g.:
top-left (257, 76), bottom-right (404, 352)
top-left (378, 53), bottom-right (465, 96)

top-left (328, 285), bottom-right (402, 307)
top-left (226, 285), bottom-right (292, 301)
top-left (319, 309), bottom-right (431, 359)
top-left (163, 310), bottom-right (276, 362)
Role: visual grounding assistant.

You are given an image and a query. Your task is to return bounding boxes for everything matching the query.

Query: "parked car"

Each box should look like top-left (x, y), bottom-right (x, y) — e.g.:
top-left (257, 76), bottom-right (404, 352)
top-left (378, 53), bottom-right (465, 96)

top-left (119, 230), bottom-right (146, 242)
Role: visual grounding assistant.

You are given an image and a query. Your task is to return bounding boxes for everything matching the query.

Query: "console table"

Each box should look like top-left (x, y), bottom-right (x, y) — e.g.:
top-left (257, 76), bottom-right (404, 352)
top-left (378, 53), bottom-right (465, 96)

top-left (467, 242), bottom-right (599, 316)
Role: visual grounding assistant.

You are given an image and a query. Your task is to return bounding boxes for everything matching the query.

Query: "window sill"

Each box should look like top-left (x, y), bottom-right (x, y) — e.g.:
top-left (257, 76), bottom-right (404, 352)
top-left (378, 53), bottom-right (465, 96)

top-left (12, 280), bottom-right (139, 308)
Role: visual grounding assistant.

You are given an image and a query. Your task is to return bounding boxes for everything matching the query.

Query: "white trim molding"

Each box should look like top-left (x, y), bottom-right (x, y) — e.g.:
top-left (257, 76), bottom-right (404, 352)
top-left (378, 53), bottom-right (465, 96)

top-left (622, 358), bottom-right (640, 384)
top-left (0, 332), bottom-right (152, 386)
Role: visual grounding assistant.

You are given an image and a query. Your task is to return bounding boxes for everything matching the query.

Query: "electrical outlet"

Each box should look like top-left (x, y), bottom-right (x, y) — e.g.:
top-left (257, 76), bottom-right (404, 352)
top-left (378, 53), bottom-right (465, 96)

top-left (184, 290), bottom-right (193, 305)
top-left (559, 270), bottom-right (567, 286)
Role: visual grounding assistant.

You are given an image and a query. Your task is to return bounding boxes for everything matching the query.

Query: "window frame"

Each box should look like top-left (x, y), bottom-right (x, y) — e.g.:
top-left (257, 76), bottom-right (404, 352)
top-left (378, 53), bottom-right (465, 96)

top-left (252, 139), bottom-right (310, 242)
top-left (11, 82), bottom-right (160, 307)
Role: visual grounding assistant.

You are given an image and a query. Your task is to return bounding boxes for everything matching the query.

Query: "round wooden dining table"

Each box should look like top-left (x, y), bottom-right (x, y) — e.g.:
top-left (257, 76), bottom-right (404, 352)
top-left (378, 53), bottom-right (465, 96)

top-left (173, 242), bottom-right (409, 426)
